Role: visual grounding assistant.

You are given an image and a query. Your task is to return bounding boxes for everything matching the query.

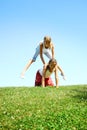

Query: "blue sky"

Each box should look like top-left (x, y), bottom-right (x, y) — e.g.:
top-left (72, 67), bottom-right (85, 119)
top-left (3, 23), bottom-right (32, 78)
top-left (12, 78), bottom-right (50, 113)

top-left (0, 0), bottom-right (87, 87)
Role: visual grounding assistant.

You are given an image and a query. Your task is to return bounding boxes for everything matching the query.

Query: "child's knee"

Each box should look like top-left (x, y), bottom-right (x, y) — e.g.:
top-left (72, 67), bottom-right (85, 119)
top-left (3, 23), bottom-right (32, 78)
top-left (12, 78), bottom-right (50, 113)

top-left (32, 59), bottom-right (35, 62)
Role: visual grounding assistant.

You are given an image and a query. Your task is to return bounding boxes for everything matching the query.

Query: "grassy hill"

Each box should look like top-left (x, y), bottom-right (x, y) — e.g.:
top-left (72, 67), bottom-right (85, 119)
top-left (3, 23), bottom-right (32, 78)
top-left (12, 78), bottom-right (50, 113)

top-left (0, 85), bottom-right (87, 130)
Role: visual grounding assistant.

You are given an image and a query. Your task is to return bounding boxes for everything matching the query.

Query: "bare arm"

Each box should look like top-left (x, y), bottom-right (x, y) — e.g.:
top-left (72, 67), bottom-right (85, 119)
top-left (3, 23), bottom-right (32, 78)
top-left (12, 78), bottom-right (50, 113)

top-left (40, 43), bottom-right (45, 64)
top-left (58, 65), bottom-right (66, 80)
top-left (51, 43), bottom-right (54, 58)
top-left (42, 66), bottom-right (46, 87)
top-left (42, 75), bottom-right (45, 87)
top-left (54, 67), bottom-right (59, 88)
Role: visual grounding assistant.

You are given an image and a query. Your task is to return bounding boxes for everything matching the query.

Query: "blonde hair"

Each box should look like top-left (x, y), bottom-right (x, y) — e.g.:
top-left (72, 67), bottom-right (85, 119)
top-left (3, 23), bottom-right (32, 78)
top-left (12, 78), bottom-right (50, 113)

top-left (44, 36), bottom-right (51, 42)
top-left (48, 58), bottom-right (57, 65)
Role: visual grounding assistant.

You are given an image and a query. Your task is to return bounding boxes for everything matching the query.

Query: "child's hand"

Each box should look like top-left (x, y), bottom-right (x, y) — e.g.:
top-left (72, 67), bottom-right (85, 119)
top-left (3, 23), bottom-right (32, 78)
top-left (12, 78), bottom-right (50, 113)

top-left (63, 76), bottom-right (66, 80)
top-left (61, 72), bottom-right (66, 80)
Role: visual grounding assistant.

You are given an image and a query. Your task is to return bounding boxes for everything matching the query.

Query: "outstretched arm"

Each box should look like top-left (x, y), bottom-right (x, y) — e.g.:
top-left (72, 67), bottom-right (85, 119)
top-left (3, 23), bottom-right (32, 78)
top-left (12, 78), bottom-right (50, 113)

top-left (54, 68), bottom-right (59, 88)
top-left (40, 43), bottom-right (46, 65)
top-left (58, 65), bottom-right (66, 80)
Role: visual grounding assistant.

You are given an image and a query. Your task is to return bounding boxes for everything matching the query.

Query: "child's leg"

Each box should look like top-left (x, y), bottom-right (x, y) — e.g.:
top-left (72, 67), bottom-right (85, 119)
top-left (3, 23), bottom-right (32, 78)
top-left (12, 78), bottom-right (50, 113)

top-left (26, 59), bottom-right (34, 69)
top-left (35, 71), bottom-right (42, 86)
top-left (32, 45), bottom-right (40, 61)
top-left (21, 46), bottom-right (40, 78)
top-left (21, 59), bottom-right (34, 78)
top-left (45, 77), bottom-right (54, 86)
top-left (25, 45), bottom-right (40, 69)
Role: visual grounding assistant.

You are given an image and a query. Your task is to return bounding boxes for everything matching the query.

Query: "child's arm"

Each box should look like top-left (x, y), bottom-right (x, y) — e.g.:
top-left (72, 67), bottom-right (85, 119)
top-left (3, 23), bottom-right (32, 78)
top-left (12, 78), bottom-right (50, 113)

top-left (54, 67), bottom-right (59, 88)
top-left (58, 65), bottom-right (66, 80)
top-left (42, 75), bottom-right (45, 87)
top-left (40, 43), bottom-right (45, 65)
top-left (42, 66), bottom-right (46, 87)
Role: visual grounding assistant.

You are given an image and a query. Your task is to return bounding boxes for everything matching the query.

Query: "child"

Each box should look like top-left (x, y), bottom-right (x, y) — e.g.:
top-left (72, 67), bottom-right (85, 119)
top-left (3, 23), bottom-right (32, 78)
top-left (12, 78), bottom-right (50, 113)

top-left (35, 58), bottom-right (65, 88)
top-left (21, 36), bottom-right (54, 78)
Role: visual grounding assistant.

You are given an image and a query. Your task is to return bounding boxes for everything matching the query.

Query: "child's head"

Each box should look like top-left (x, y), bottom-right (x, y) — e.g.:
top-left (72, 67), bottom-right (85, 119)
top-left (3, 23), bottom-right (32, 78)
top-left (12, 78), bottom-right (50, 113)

top-left (44, 36), bottom-right (51, 48)
top-left (48, 58), bottom-right (57, 70)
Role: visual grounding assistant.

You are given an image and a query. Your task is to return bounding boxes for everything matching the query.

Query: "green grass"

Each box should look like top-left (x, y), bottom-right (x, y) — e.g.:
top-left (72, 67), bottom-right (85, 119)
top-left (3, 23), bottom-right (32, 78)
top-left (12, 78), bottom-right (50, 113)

top-left (0, 85), bottom-right (87, 130)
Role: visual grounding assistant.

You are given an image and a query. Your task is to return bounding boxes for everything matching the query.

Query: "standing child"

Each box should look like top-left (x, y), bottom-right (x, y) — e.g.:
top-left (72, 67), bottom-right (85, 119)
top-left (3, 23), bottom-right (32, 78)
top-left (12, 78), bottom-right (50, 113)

top-left (21, 36), bottom-right (54, 78)
top-left (35, 58), bottom-right (65, 88)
